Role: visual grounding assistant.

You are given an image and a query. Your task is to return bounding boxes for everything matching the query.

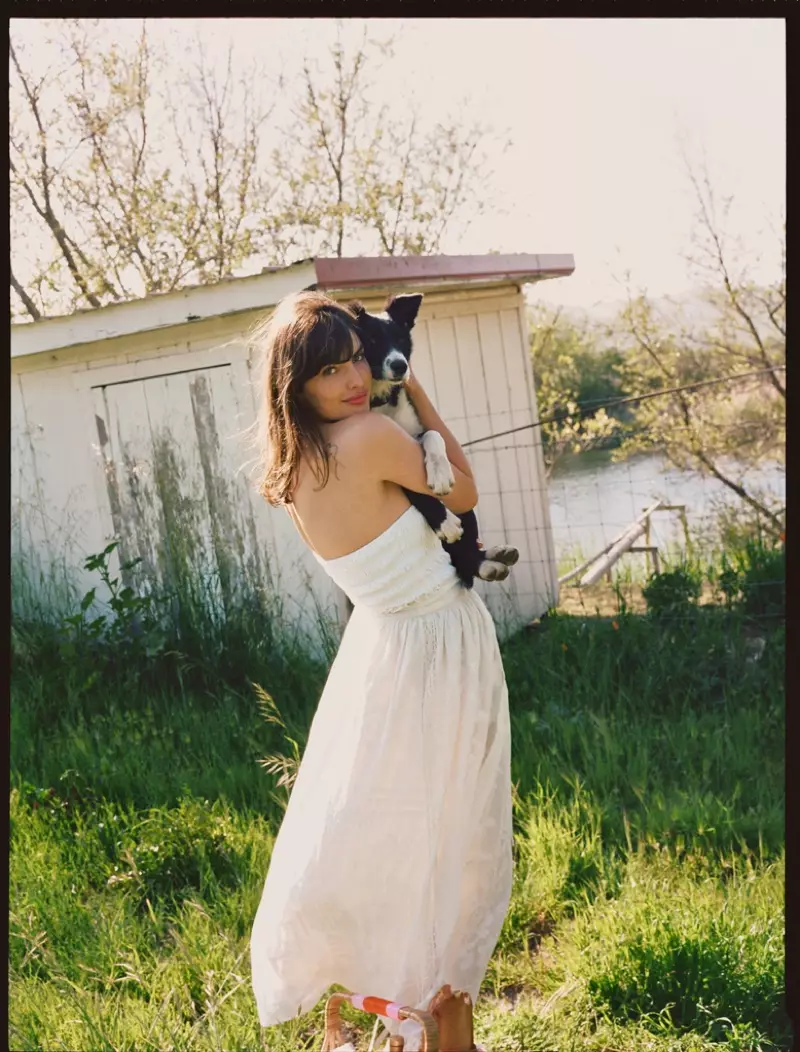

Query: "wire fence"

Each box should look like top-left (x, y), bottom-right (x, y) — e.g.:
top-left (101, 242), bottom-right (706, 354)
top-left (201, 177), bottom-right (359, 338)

top-left (460, 365), bottom-right (785, 623)
top-left (546, 460), bottom-right (783, 619)
top-left (475, 468), bottom-right (785, 624)
top-left (461, 365), bottom-right (787, 449)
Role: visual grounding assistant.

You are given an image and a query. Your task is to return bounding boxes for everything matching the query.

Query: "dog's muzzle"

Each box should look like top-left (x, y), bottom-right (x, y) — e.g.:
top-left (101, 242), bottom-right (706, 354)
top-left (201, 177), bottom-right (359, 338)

top-left (383, 351), bottom-right (409, 382)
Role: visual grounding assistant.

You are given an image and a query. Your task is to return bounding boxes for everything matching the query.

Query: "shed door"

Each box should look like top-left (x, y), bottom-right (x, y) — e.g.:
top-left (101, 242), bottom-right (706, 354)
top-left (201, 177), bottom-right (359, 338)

top-left (92, 362), bottom-right (265, 617)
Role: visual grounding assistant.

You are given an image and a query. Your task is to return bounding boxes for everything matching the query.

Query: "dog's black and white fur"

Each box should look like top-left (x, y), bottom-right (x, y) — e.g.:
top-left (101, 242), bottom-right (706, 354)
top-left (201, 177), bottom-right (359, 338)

top-left (349, 293), bottom-right (519, 589)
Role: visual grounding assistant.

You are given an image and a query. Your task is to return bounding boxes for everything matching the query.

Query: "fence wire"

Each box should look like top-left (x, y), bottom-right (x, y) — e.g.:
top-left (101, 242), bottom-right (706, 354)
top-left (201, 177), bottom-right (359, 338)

top-left (461, 365), bottom-right (787, 449)
top-left (459, 366), bottom-right (784, 621)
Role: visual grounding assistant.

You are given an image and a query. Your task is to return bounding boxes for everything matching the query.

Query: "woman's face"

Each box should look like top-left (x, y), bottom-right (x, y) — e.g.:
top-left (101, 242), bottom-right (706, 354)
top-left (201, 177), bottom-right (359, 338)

top-left (300, 331), bottom-right (372, 423)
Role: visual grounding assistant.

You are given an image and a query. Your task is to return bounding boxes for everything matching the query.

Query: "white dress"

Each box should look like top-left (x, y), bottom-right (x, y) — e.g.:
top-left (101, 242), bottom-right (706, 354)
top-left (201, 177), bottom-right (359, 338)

top-left (250, 504), bottom-right (514, 1050)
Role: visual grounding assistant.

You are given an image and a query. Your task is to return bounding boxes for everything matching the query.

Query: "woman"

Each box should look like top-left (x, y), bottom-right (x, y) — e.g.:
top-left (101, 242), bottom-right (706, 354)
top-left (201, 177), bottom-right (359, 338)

top-left (249, 291), bottom-right (513, 1050)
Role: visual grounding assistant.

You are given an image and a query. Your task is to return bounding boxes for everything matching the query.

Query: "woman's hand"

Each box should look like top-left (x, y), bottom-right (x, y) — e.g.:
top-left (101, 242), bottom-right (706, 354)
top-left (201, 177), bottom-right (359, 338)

top-left (404, 369), bottom-right (427, 407)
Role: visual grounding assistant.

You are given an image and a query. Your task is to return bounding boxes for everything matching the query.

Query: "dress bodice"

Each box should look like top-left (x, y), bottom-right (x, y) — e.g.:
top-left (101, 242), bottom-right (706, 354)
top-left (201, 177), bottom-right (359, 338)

top-left (314, 504), bottom-right (462, 616)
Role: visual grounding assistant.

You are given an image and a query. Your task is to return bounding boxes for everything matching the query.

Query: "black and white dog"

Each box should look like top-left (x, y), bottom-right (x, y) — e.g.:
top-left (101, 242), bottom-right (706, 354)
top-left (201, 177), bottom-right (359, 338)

top-left (349, 293), bottom-right (519, 589)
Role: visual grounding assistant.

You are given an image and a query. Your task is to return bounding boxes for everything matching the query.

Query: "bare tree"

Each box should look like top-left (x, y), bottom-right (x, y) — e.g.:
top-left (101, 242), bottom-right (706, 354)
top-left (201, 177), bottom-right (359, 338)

top-left (162, 34), bottom-right (277, 287)
top-left (10, 19), bottom-right (499, 320)
top-left (10, 30), bottom-right (107, 314)
top-left (264, 22), bottom-right (494, 259)
top-left (10, 19), bottom-right (278, 319)
top-left (679, 150), bottom-right (785, 400)
top-left (613, 154), bottom-right (785, 533)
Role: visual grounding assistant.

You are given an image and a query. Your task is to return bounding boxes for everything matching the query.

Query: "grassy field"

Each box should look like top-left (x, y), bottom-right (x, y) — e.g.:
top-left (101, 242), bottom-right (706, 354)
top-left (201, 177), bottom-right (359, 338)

top-left (9, 534), bottom-right (788, 1051)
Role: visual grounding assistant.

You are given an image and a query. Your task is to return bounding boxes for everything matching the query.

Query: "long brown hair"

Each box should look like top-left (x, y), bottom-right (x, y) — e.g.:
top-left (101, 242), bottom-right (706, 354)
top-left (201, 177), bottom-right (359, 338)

top-left (251, 290), bottom-right (361, 506)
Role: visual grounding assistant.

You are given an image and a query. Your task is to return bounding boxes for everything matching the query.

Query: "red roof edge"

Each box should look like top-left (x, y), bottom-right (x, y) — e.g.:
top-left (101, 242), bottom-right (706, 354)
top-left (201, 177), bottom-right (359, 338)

top-left (313, 253), bottom-right (574, 290)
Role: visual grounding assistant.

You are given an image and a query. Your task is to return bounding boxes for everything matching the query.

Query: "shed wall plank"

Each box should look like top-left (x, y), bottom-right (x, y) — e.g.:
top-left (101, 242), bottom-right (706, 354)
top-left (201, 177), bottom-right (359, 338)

top-left (453, 315), bottom-right (490, 430)
top-left (17, 369), bottom-right (113, 598)
top-left (11, 373), bottom-right (50, 576)
top-left (500, 308), bottom-right (532, 414)
top-left (405, 322), bottom-right (438, 404)
top-left (427, 317), bottom-right (463, 420)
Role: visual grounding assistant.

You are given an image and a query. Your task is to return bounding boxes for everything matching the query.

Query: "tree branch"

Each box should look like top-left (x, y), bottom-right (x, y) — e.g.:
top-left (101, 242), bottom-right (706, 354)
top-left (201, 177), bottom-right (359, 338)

top-left (10, 40), bottom-right (103, 310)
top-left (686, 158), bottom-right (785, 400)
top-left (10, 266), bottom-right (42, 320)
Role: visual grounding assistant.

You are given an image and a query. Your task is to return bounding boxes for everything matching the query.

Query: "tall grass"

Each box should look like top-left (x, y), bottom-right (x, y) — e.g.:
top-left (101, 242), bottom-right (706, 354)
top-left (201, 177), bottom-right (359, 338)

top-left (9, 524), bottom-right (788, 1051)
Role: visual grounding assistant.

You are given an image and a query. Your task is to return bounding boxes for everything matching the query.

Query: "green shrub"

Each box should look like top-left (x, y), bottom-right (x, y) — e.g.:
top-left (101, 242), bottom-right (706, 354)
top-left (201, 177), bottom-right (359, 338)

top-left (714, 541), bottom-right (784, 621)
top-left (643, 566), bottom-right (702, 619)
top-left (57, 542), bottom-right (172, 667)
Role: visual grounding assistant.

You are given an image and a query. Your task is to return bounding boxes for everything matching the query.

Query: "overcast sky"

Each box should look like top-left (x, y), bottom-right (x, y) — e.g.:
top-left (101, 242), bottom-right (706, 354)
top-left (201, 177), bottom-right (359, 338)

top-left (13, 17), bottom-right (785, 312)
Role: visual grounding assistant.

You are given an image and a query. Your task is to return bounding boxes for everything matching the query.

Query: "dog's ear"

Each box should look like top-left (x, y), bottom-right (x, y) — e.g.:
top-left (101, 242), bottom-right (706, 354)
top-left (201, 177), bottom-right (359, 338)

top-left (347, 301), bottom-right (366, 320)
top-left (385, 293), bottom-right (423, 330)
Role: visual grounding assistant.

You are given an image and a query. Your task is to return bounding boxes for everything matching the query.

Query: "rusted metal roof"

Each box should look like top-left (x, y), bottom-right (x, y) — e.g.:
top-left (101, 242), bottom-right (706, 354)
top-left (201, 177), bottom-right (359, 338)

top-left (314, 253), bottom-right (574, 290)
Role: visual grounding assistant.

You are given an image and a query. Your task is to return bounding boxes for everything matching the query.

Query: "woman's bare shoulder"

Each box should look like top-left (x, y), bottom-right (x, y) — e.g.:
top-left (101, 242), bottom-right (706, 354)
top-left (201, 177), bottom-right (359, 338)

top-left (330, 411), bottom-right (395, 448)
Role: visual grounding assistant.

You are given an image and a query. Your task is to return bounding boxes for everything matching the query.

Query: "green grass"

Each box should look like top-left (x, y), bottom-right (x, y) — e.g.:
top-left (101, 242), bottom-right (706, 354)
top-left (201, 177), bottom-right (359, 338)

top-left (9, 534), bottom-right (788, 1051)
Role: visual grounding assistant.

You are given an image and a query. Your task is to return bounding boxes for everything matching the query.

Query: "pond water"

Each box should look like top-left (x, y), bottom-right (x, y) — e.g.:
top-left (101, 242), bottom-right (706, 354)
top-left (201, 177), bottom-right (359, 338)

top-left (547, 449), bottom-right (785, 569)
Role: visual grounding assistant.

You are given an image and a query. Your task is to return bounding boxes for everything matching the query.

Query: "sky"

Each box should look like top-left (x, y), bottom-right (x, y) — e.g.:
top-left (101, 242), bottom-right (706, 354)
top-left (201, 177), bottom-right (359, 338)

top-left (12, 17), bottom-right (785, 314)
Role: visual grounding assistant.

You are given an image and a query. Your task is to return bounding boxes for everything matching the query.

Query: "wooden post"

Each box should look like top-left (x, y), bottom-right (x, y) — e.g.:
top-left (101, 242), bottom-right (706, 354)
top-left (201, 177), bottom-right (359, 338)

top-left (652, 547), bottom-right (661, 575)
top-left (630, 545), bottom-right (661, 576)
top-left (580, 521), bottom-right (648, 587)
top-left (559, 501), bottom-right (663, 585)
top-left (643, 513), bottom-right (652, 577)
top-left (656, 504), bottom-right (692, 560)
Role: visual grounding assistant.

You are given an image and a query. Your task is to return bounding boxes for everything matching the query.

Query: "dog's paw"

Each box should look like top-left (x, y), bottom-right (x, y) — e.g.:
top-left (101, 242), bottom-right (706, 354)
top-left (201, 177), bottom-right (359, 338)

top-left (484, 544), bottom-right (520, 567)
top-left (478, 559), bottom-right (510, 582)
top-left (425, 455), bottom-right (455, 496)
top-left (436, 509), bottom-right (464, 544)
top-left (421, 430), bottom-right (454, 495)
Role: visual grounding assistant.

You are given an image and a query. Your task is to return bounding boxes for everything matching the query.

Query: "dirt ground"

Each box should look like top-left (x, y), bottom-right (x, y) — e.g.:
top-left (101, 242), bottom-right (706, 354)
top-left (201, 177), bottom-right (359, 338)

top-left (554, 579), bottom-right (720, 618)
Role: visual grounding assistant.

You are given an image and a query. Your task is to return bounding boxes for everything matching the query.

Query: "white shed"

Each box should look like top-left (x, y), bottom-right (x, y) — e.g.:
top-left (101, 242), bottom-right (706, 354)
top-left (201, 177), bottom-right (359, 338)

top-left (11, 253), bottom-right (574, 646)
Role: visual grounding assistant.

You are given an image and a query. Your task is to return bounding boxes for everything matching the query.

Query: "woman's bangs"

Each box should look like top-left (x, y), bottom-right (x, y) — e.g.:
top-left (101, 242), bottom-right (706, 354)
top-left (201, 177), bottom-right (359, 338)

top-left (301, 313), bottom-right (359, 381)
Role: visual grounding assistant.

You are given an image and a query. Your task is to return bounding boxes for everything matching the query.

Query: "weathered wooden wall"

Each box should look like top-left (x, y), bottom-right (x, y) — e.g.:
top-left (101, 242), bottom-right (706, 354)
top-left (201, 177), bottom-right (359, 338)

top-left (11, 283), bottom-right (558, 643)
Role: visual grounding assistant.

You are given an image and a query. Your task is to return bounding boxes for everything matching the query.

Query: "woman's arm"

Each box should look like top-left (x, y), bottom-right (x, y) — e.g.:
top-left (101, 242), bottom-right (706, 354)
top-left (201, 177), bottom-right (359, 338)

top-left (404, 372), bottom-right (475, 482)
top-left (350, 412), bottom-right (478, 514)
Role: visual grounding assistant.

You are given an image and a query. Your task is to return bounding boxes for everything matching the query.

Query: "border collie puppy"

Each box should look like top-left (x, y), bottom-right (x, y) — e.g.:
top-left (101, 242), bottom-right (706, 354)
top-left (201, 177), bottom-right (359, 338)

top-left (349, 293), bottom-right (519, 589)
